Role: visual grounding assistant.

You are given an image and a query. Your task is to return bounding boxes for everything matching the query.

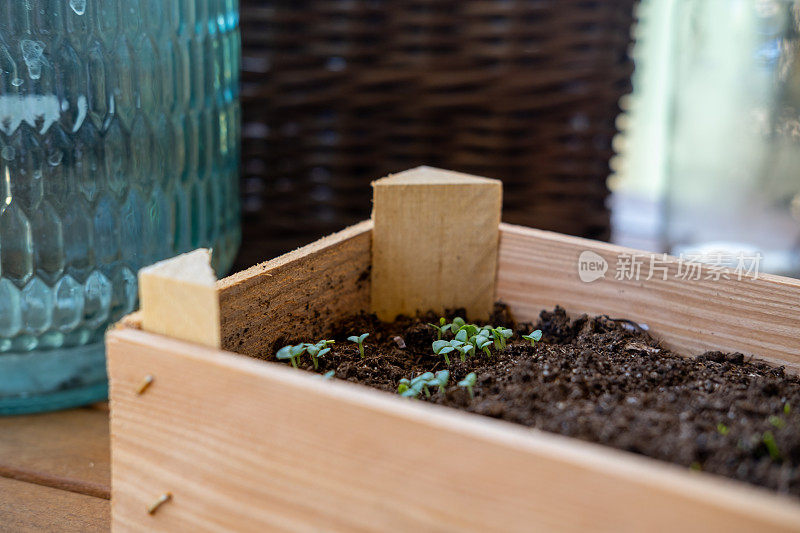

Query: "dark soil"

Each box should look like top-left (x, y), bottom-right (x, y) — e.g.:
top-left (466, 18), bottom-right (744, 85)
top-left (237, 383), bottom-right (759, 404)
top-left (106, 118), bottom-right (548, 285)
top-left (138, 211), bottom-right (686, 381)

top-left (287, 305), bottom-right (800, 497)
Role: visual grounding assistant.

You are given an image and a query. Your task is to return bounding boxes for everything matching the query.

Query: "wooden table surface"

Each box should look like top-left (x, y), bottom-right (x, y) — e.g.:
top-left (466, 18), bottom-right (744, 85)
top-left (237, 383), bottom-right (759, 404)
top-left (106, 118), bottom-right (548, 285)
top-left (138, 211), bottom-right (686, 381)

top-left (0, 404), bottom-right (111, 532)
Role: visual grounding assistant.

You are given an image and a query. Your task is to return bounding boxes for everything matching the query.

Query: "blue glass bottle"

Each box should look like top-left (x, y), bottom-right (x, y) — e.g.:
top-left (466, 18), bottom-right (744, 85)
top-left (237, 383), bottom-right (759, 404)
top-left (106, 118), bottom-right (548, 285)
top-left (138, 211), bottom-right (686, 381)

top-left (0, 0), bottom-right (241, 413)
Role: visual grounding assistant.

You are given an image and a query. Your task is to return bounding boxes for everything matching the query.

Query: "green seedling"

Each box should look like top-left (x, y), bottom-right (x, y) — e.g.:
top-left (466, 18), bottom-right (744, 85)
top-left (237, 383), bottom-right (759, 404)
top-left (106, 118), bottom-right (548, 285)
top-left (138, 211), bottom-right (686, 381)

top-left (305, 340), bottom-right (334, 370)
top-left (689, 462), bottom-right (702, 472)
top-left (461, 324), bottom-right (480, 338)
top-left (522, 329), bottom-right (543, 347)
top-left (458, 372), bottom-right (477, 399)
top-left (398, 372), bottom-right (435, 398)
top-left (716, 423), bottom-right (729, 436)
top-left (474, 335), bottom-right (493, 357)
top-left (768, 415), bottom-right (786, 429)
top-left (450, 317), bottom-right (466, 334)
top-left (428, 317), bottom-right (451, 340)
top-left (762, 431), bottom-right (781, 461)
top-left (397, 378), bottom-right (414, 397)
top-left (491, 327), bottom-right (514, 350)
top-left (433, 340), bottom-right (456, 365)
top-left (347, 333), bottom-right (369, 358)
top-left (454, 342), bottom-right (475, 362)
top-left (427, 370), bottom-right (450, 393)
top-left (275, 343), bottom-right (306, 368)
top-left (785, 403), bottom-right (791, 415)
top-left (315, 370), bottom-right (335, 380)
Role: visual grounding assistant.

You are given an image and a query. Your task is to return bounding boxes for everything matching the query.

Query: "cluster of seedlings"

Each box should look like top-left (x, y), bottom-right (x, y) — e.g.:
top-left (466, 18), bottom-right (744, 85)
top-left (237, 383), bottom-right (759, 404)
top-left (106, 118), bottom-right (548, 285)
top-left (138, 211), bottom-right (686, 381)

top-left (275, 340), bottom-right (335, 369)
top-left (397, 316), bottom-right (540, 398)
top-left (274, 315), bottom-right (542, 403)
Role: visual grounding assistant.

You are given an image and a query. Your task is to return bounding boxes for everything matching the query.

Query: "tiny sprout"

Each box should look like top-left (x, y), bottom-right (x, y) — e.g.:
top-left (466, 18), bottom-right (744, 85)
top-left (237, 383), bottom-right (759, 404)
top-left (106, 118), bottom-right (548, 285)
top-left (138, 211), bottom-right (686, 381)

top-left (785, 403), bottom-right (791, 415)
top-left (689, 462), bottom-right (702, 472)
top-left (458, 372), bottom-right (477, 398)
top-left (427, 370), bottom-right (450, 393)
top-left (474, 335), bottom-right (493, 357)
top-left (305, 340), bottom-right (334, 370)
top-left (522, 329), bottom-right (543, 347)
top-left (717, 423), bottom-right (729, 436)
top-left (432, 339), bottom-right (455, 365)
top-left (315, 370), bottom-right (335, 380)
top-left (762, 431), bottom-right (781, 461)
top-left (768, 415), bottom-right (786, 429)
top-left (451, 317), bottom-right (466, 333)
top-left (398, 372), bottom-right (435, 398)
top-left (276, 343), bottom-right (306, 368)
top-left (454, 343), bottom-right (474, 362)
top-left (428, 317), bottom-right (451, 340)
top-left (415, 372), bottom-right (435, 397)
top-left (491, 327), bottom-right (513, 350)
top-left (347, 333), bottom-right (369, 358)
top-left (461, 324), bottom-right (480, 338)
top-left (397, 378), bottom-right (414, 397)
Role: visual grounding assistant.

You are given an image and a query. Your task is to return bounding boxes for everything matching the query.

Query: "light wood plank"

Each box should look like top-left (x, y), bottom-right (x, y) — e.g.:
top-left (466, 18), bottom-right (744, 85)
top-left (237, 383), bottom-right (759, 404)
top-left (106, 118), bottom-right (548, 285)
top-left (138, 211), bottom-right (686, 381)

top-left (0, 477), bottom-right (109, 533)
top-left (371, 166), bottom-right (502, 321)
top-left (0, 407), bottom-right (110, 499)
top-left (218, 220), bottom-right (372, 358)
top-left (496, 223), bottom-right (800, 372)
top-left (107, 328), bottom-right (800, 533)
top-left (138, 249), bottom-right (220, 348)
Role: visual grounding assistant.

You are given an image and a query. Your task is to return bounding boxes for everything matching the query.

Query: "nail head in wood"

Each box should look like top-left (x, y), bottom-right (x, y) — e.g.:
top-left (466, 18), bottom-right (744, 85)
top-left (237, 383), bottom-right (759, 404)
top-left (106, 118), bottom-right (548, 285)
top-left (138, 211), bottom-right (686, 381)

top-left (371, 166), bottom-right (502, 321)
top-left (146, 492), bottom-right (172, 515)
top-left (136, 374), bottom-right (154, 395)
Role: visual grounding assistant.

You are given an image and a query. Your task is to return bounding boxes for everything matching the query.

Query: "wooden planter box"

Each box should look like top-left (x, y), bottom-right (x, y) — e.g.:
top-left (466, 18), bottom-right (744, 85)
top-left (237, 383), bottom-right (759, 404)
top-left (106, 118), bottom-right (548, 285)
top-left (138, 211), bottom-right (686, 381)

top-left (108, 168), bottom-right (800, 531)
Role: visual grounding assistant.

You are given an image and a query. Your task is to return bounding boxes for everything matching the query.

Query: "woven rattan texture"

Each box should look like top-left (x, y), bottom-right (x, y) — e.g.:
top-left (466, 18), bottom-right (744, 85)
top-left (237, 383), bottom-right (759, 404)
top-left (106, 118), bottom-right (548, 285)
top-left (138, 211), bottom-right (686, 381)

top-left (236, 0), bottom-right (636, 268)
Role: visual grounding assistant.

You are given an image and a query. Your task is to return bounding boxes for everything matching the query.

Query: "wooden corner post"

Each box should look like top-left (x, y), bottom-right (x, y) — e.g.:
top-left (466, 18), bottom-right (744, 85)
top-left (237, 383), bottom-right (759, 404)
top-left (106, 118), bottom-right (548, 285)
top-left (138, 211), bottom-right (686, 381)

top-left (138, 248), bottom-right (221, 348)
top-left (371, 166), bottom-right (503, 321)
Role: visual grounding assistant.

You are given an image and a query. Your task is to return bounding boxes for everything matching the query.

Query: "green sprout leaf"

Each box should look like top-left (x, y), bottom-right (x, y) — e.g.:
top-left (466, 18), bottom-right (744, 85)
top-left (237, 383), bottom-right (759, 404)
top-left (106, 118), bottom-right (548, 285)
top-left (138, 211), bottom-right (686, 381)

top-left (458, 372), bottom-right (477, 398)
top-left (716, 423), bottom-right (729, 436)
top-left (432, 340), bottom-right (455, 365)
top-left (426, 370), bottom-right (450, 393)
top-left (474, 336), bottom-right (493, 357)
top-left (347, 333), bottom-right (369, 358)
top-left (784, 403), bottom-right (791, 415)
top-left (762, 431), bottom-right (781, 461)
top-left (275, 343), bottom-right (306, 368)
top-left (522, 329), bottom-right (543, 347)
top-left (768, 415), bottom-right (786, 429)
top-left (490, 327), bottom-right (513, 350)
top-left (428, 318), bottom-right (452, 340)
top-left (454, 343), bottom-right (474, 362)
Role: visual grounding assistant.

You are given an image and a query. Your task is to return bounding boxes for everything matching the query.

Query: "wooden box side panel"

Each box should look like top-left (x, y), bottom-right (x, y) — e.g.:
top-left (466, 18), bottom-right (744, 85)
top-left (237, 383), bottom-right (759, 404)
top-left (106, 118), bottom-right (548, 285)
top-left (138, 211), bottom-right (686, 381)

top-left (107, 329), bottom-right (800, 533)
top-left (217, 220), bottom-right (372, 358)
top-left (496, 223), bottom-right (800, 372)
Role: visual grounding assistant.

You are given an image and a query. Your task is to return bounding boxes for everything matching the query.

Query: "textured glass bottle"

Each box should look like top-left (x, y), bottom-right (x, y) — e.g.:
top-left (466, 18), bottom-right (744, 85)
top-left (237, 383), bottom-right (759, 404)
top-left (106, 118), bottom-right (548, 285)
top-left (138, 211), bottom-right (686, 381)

top-left (0, 1), bottom-right (241, 413)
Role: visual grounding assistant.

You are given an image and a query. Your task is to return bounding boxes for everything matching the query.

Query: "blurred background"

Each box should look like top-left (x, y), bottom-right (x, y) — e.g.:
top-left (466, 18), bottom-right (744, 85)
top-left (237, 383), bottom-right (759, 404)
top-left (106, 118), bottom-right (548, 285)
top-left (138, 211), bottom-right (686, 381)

top-left (235, 0), bottom-right (636, 268)
top-left (613, 0), bottom-right (800, 277)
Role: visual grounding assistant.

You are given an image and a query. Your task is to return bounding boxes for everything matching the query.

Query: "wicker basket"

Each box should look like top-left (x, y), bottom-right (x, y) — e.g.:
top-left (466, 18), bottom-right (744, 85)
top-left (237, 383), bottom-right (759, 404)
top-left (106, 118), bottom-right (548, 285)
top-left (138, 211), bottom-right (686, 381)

top-left (236, 0), bottom-right (636, 269)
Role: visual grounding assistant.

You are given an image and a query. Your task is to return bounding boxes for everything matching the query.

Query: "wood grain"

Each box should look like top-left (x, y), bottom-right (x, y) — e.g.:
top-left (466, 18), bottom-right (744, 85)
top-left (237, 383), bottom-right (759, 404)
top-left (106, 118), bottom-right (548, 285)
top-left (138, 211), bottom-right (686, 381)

top-left (0, 477), bottom-right (109, 533)
top-left (495, 223), bottom-right (800, 373)
top-left (0, 407), bottom-right (110, 499)
top-left (107, 328), bottom-right (800, 532)
top-left (139, 249), bottom-right (221, 348)
top-left (218, 220), bottom-right (372, 358)
top-left (371, 166), bottom-right (502, 321)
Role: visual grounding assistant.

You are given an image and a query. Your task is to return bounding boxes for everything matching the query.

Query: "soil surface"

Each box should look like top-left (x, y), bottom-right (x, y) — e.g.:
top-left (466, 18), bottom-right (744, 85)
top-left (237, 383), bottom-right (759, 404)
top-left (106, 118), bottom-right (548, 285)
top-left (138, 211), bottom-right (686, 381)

top-left (285, 305), bottom-right (800, 497)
